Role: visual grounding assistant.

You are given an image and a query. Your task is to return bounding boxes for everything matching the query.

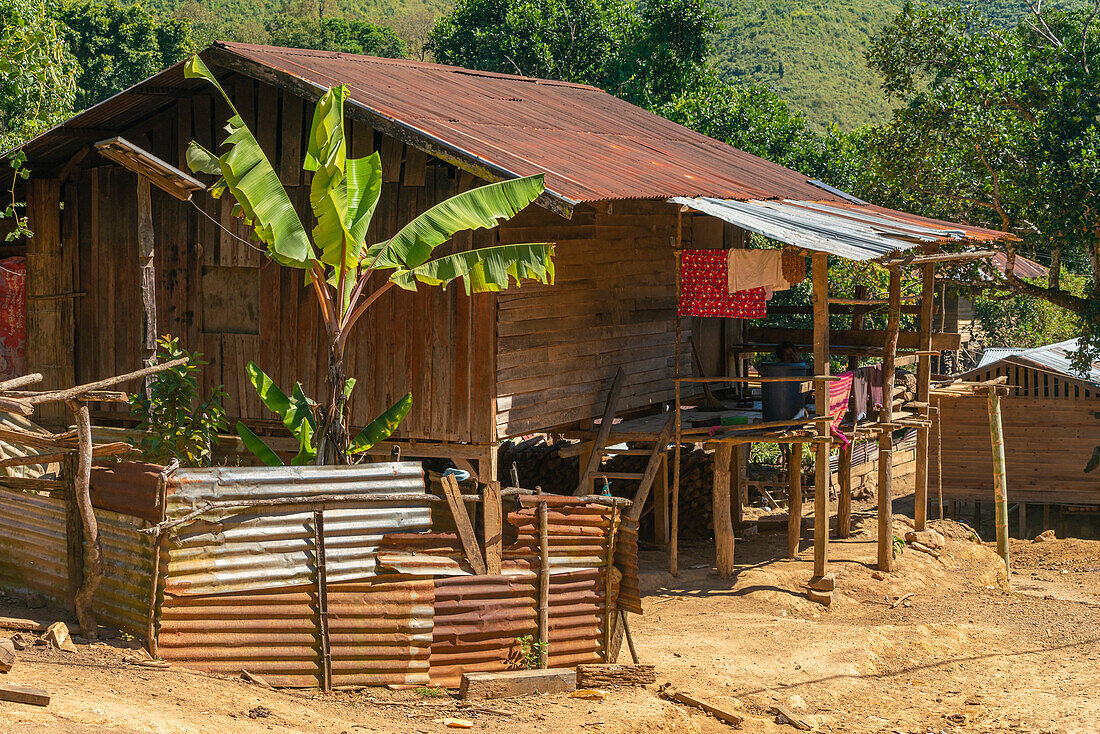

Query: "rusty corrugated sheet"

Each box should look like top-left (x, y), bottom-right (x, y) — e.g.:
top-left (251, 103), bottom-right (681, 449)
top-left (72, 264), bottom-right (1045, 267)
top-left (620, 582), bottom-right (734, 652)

top-left (546, 569), bottom-right (606, 669)
top-left (163, 463), bottom-right (430, 595)
top-left (158, 575), bottom-right (433, 688)
top-left (614, 517), bottom-right (641, 615)
top-left (505, 495), bottom-right (613, 574)
top-left (0, 488), bottom-right (155, 635)
top-left (91, 462), bottom-right (163, 523)
top-left (378, 533), bottom-right (477, 577)
top-left (429, 572), bottom-right (536, 688)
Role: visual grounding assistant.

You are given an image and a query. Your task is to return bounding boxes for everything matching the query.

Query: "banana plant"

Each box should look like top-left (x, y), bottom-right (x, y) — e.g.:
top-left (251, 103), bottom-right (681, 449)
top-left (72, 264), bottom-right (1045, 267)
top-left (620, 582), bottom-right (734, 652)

top-left (183, 54), bottom-right (555, 464)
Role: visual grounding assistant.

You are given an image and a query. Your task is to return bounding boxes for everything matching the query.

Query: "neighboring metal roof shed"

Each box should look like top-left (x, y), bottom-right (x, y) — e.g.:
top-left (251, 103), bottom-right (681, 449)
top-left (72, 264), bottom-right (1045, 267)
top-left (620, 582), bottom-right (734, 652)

top-left (964, 338), bottom-right (1100, 387)
top-left (670, 197), bottom-right (1010, 262)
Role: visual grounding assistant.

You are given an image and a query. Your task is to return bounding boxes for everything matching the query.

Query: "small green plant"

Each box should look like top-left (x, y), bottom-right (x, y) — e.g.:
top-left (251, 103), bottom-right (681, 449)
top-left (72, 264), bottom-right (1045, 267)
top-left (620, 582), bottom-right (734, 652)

top-left (3, 151), bottom-right (32, 241)
top-left (891, 534), bottom-right (905, 559)
top-left (516, 635), bottom-right (547, 670)
top-left (969, 531), bottom-right (982, 544)
top-left (414, 687), bottom-right (443, 697)
top-left (129, 335), bottom-right (227, 467)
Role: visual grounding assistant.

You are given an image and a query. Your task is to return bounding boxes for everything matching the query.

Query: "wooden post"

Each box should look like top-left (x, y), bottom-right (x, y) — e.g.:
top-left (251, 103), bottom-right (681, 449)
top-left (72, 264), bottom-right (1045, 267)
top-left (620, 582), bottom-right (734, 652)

top-left (914, 263), bottom-right (935, 530)
top-left (313, 509), bottom-right (332, 691)
top-left (483, 481), bottom-right (503, 575)
top-left (477, 446), bottom-right (498, 485)
top-left (731, 443), bottom-right (744, 526)
top-left (877, 268), bottom-right (902, 572)
top-left (68, 400), bottom-right (101, 638)
top-left (987, 389), bottom-right (1011, 586)
top-left (537, 500), bottom-right (550, 668)
top-left (653, 452), bottom-right (669, 547)
top-left (1018, 502), bottom-right (1027, 540)
top-left (837, 444), bottom-right (853, 538)
top-left (137, 179), bottom-right (157, 375)
top-left (811, 252), bottom-right (829, 580)
top-left (603, 506), bottom-right (619, 662)
top-left (671, 209), bottom-right (682, 575)
top-left (712, 443), bottom-right (735, 577)
top-left (62, 454), bottom-right (83, 608)
top-left (788, 442), bottom-right (803, 558)
top-left (935, 397), bottom-right (944, 521)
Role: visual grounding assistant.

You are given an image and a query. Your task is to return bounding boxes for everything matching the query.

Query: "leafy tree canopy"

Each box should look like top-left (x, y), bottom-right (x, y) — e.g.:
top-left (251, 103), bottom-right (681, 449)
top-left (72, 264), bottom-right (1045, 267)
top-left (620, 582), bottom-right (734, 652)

top-left (266, 14), bottom-right (407, 57)
top-left (856, 1), bottom-right (1100, 371)
top-left (58, 0), bottom-right (194, 110)
top-left (0, 0), bottom-right (77, 150)
top-left (426, 0), bottom-right (719, 108)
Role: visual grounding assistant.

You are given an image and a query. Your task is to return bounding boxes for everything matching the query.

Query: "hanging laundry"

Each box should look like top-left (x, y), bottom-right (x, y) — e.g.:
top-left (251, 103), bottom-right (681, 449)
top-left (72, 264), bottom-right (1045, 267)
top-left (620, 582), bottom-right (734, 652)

top-left (0, 256), bottom-right (25, 381)
top-left (828, 371), bottom-right (855, 447)
top-left (851, 363), bottom-right (884, 419)
top-left (727, 249), bottom-right (788, 293)
top-left (679, 250), bottom-right (767, 319)
top-left (782, 248), bottom-right (806, 285)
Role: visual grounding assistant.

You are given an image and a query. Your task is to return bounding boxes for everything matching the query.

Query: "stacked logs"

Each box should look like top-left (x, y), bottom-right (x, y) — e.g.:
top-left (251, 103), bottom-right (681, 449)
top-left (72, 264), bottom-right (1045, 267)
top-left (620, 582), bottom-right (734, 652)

top-left (497, 436), bottom-right (579, 495)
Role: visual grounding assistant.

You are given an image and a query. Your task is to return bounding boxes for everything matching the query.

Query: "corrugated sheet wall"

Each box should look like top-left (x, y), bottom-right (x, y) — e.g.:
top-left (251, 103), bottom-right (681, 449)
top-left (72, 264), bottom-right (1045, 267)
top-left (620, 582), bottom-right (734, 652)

top-left (0, 487), bottom-right (155, 636)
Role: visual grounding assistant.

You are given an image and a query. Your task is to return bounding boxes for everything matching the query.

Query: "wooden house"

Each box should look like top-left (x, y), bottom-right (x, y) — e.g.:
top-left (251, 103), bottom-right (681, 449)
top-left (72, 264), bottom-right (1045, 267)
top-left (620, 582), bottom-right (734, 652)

top-left (931, 339), bottom-right (1100, 534)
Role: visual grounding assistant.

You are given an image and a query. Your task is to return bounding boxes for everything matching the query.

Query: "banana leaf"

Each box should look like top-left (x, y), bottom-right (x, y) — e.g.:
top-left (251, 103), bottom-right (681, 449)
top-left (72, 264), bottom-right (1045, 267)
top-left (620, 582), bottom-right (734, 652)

top-left (349, 393), bottom-right (413, 454)
top-left (183, 55), bottom-right (314, 268)
top-left (365, 174), bottom-right (545, 269)
top-left (391, 243), bottom-right (555, 294)
top-left (236, 422), bottom-right (284, 466)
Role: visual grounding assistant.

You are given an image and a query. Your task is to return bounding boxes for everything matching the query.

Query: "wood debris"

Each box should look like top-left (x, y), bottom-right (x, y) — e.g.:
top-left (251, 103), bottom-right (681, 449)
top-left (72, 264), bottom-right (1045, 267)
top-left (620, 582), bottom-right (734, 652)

top-left (772, 704), bottom-right (812, 730)
top-left (0, 682), bottom-right (50, 706)
top-left (576, 664), bottom-right (656, 688)
top-left (0, 640), bottom-right (15, 673)
top-left (657, 683), bottom-right (744, 727)
top-left (890, 593), bottom-right (915, 609)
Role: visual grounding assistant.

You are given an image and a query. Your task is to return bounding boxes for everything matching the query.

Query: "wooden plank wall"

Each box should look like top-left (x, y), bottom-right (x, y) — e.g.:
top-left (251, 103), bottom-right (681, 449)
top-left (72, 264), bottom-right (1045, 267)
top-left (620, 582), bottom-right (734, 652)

top-left (493, 199), bottom-right (691, 437)
top-left (66, 75), bottom-right (495, 444)
top-left (931, 396), bottom-right (1100, 504)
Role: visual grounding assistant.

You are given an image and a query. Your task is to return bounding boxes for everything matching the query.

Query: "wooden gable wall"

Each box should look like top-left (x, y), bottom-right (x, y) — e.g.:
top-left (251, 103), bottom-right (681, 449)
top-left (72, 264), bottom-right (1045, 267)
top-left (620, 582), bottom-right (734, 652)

top-left (61, 75), bottom-right (497, 444)
top-left (493, 200), bottom-right (691, 437)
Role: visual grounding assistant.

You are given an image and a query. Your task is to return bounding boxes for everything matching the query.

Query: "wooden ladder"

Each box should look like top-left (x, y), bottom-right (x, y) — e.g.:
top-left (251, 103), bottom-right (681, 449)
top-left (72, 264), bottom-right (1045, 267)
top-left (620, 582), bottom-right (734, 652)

top-left (574, 369), bottom-right (675, 522)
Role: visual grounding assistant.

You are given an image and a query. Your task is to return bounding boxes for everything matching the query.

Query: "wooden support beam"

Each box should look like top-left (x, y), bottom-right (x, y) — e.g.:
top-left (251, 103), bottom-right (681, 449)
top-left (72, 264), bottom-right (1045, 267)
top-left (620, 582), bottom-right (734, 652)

top-left (811, 252), bottom-right (829, 580)
top-left (877, 249), bottom-right (995, 266)
top-left (482, 481), bottom-right (503, 576)
top-left (68, 401), bottom-right (101, 637)
top-left (136, 178), bottom-right (157, 392)
top-left (987, 389), bottom-right (1010, 585)
top-left (441, 474), bottom-right (487, 575)
top-left (313, 509), bottom-right (332, 692)
top-left (788, 442), bottom-right (803, 558)
top-left (653, 452), bottom-right (669, 547)
top-left (877, 269), bottom-right (902, 572)
top-left (602, 506), bottom-right (619, 662)
top-left (537, 501), bottom-right (550, 667)
top-left (712, 443), bottom-right (736, 577)
top-left (745, 326), bottom-right (960, 352)
top-left (914, 262), bottom-right (935, 531)
top-left (575, 368), bottom-right (626, 496)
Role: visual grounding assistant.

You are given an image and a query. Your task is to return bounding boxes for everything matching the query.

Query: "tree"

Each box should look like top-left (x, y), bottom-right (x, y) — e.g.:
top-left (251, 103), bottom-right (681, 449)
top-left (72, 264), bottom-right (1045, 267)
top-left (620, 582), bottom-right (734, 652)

top-left (0, 0), bottom-right (77, 151)
top-left (266, 15), bottom-right (406, 57)
top-left (658, 73), bottom-right (842, 181)
top-left (58, 0), bottom-right (194, 111)
top-left (183, 54), bottom-right (555, 464)
top-left (861, 1), bottom-right (1100, 372)
top-left (426, 0), bottom-right (718, 108)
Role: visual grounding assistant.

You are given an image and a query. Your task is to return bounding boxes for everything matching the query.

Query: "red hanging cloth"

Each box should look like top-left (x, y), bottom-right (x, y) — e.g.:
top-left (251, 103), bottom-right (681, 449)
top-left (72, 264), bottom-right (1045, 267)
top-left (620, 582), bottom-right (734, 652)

top-left (678, 250), bottom-right (766, 319)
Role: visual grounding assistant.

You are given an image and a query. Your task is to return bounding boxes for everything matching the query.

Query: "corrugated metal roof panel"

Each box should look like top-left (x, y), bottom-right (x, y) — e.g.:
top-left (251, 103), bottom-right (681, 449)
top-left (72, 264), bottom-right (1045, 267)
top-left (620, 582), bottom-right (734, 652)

top-left (163, 463), bottom-right (431, 595)
top-left (991, 252), bottom-right (1048, 279)
top-left (977, 348), bottom-right (1025, 369)
top-left (671, 197), bottom-right (1009, 261)
top-left (1014, 339), bottom-right (1100, 385)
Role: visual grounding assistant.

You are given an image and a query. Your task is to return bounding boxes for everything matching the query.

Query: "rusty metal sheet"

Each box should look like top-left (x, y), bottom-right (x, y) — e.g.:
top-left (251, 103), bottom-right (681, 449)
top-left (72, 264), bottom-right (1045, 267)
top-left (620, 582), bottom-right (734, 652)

top-left (614, 517), bottom-right (641, 615)
top-left (506, 496), bottom-right (613, 574)
top-left (158, 575), bottom-right (433, 688)
top-left (546, 569), bottom-right (605, 669)
top-left (0, 488), bottom-right (156, 636)
top-left (163, 463), bottom-right (430, 595)
top-left (428, 574), bottom-right (536, 688)
top-left (91, 462), bottom-right (163, 523)
top-left (378, 533), bottom-right (477, 577)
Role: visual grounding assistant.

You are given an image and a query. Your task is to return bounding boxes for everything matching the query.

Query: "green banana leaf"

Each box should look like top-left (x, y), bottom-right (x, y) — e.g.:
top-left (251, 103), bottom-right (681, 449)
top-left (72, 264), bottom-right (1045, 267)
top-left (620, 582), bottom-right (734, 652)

top-left (365, 175), bottom-right (546, 270)
top-left (246, 361), bottom-right (292, 417)
top-left (304, 85), bottom-right (354, 271)
top-left (183, 55), bottom-right (314, 268)
top-left (290, 417), bottom-right (316, 465)
top-left (235, 421), bottom-right (284, 466)
top-left (349, 393), bottom-right (413, 454)
top-left (392, 243), bottom-right (555, 294)
top-left (245, 362), bottom-right (317, 441)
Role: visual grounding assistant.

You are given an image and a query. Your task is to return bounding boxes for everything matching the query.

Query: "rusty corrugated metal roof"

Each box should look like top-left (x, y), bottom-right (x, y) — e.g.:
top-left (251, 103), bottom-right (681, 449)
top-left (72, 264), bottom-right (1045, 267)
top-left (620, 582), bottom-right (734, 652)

top-left (990, 252), bottom-right (1048, 279)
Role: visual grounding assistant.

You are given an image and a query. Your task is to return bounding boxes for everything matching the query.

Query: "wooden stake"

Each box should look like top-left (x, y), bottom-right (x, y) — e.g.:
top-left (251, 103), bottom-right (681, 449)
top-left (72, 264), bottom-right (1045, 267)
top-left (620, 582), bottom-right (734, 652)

top-left (537, 500), bottom-right (549, 668)
top-left (482, 481), bottom-right (503, 576)
top-left (877, 268), bottom-right (902, 572)
top-left (788, 442), bottom-right (803, 558)
top-left (987, 389), bottom-right (1011, 586)
top-left (811, 252), bottom-right (829, 579)
top-left (313, 509), bottom-right (332, 691)
top-left (603, 506), bottom-right (619, 661)
top-left (935, 397), bottom-right (944, 521)
top-left (441, 474), bottom-right (487, 575)
top-left (136, 178), bottom-right (157, 397)
top-left (68, 400), bottom-right (101, 638)
top-left (914, 263), bottom-right (935, 531)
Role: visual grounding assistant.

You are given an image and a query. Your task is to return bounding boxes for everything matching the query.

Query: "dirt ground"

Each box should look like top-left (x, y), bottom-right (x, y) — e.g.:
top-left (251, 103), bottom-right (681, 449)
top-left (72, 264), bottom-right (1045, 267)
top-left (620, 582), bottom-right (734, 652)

top-left (2, 502), bottom-right (1098, 734)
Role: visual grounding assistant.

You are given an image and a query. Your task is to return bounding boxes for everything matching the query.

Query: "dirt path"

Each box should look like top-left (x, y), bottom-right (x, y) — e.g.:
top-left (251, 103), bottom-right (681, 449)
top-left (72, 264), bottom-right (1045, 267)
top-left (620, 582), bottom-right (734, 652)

top-left (2, 514), bottom-right (1097, 734)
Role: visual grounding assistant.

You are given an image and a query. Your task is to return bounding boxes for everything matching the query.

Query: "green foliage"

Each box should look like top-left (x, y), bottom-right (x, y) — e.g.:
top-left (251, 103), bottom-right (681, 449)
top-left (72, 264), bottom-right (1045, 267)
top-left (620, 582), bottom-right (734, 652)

top-left (970, 271), bottom-right (1087, 349)
top-left (413, 686), bottom-right (444, 697)
top-left (58, 0), bottom-right (194, 110)
top-left (892, 533), bottom-right (905, 559)
top-left (266, 14), bottom-right (406, 56)
top-left (858, 1), bottom-right (1100, 368)
top-left (515, 635), bottom-right (546, 669)
top-left (3, 151), bottom-right (32, 240)
top-left (426, 0), bottom-right (719, 108)
top-left (129, 335), bottom-right (228, 467)
top-left (349, 393), bottom-right (412, 454)
top-left (0, 0), bottom-right (78, 150)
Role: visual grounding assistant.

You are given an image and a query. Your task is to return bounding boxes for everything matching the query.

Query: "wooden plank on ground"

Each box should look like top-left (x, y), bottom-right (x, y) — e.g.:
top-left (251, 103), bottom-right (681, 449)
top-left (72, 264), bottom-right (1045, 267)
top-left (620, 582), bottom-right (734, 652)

top-left (441, 474), bottom-right (486, 575)
top-left (0, 683), bottom-right (50, 706)
top-left (459, 669), bottom-right (577, 699)
top-left (576, 664), bottom-right (656, 687)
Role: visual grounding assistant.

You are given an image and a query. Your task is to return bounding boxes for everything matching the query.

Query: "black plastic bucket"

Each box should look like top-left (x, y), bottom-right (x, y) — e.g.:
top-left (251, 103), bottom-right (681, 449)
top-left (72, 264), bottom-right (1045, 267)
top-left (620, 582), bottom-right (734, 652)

top-left (758, 361), bottom-right (811, 422)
